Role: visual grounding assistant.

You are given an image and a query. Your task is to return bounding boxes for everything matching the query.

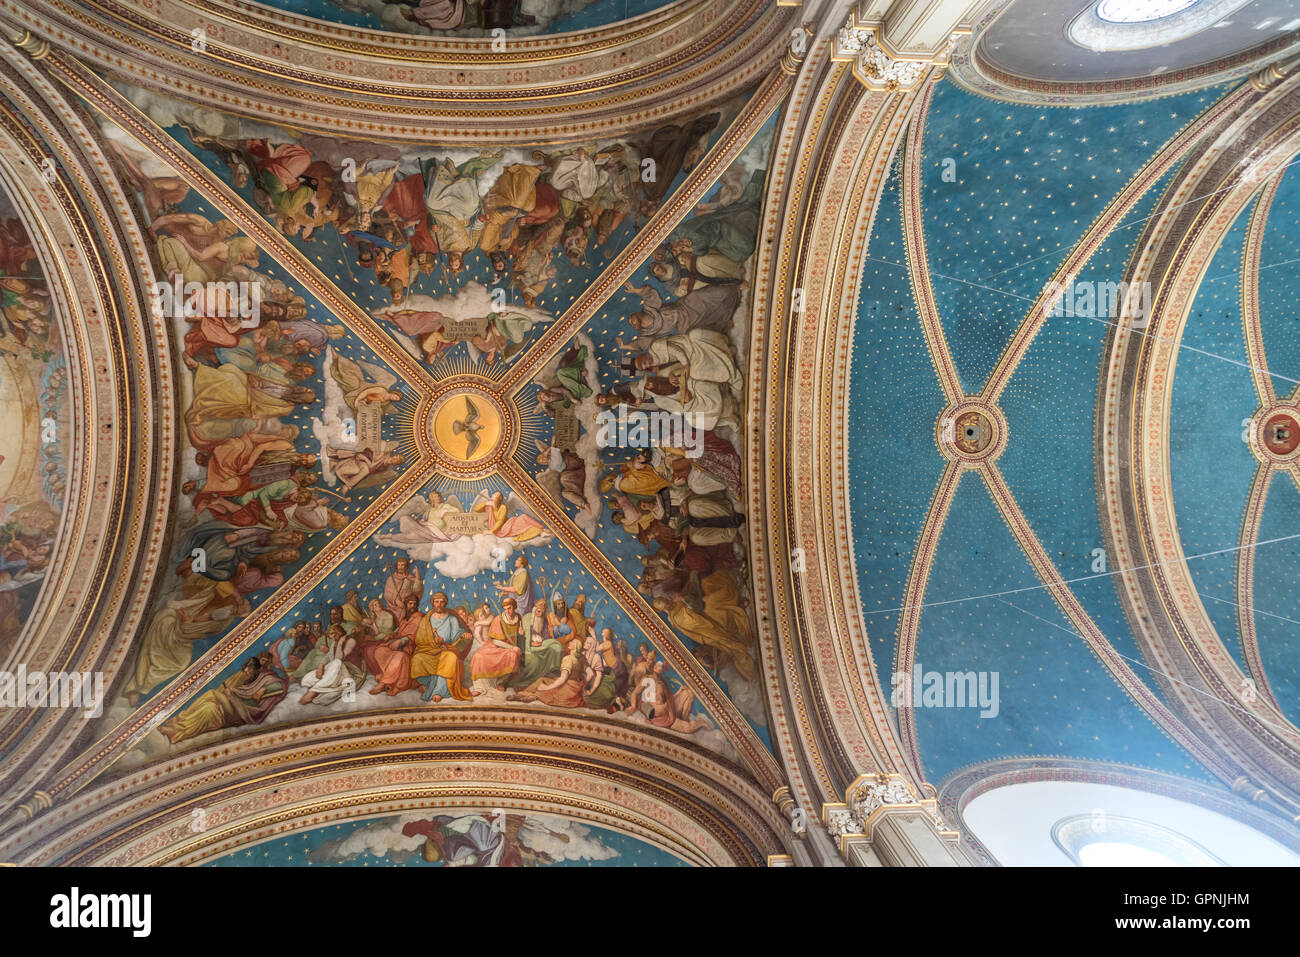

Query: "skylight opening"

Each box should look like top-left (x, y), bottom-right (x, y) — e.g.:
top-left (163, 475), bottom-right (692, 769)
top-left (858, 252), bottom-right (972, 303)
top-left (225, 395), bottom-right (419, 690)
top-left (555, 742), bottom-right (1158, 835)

top-left (1096, 0), bottom-right (1203, 23)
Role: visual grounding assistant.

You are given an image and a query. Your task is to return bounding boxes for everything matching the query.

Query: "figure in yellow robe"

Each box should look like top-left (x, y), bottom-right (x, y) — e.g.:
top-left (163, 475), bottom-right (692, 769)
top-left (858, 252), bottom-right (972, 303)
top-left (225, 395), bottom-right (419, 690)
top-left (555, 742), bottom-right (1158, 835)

top-left (124, 575), bottom-right (246, 705)
top-left (656, 569), bottom-right (755, 681)
top-left (159, 654), bottom-right (287, 743)
top-left (409, 598), bottom-right (473, 702)
top-left (478, 164), bottom-right (542, 253)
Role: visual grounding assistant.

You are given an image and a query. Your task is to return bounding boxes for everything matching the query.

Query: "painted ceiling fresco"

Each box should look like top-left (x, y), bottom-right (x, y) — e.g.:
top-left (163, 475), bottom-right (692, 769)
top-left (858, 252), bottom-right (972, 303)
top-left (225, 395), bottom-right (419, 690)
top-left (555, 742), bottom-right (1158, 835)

top-left (244, 0), bottom-right (677, 36)
top-left (87, 78), bottom-right (770, 774)
top-left (0, 188), bottom-right (67, 659)
top-left (205, 809), bottom-right (687, 866)
top-left (849, 80), bottom-right (1241, 784)
top-left (17, 0), bottom-right (1300, 875)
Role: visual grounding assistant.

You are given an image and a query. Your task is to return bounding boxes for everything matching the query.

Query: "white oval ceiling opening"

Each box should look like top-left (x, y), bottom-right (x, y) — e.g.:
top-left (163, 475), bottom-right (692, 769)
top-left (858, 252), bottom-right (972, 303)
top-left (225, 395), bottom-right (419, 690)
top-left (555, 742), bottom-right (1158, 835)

top-left (1096, 0), bottom-right (1203, 23)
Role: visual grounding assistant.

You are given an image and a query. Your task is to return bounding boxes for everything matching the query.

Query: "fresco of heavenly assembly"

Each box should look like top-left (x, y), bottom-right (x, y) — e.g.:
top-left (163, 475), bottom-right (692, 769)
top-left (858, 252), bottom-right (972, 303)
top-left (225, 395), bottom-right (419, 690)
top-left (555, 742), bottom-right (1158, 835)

top-left (93, 81), bottom-right (771, 771)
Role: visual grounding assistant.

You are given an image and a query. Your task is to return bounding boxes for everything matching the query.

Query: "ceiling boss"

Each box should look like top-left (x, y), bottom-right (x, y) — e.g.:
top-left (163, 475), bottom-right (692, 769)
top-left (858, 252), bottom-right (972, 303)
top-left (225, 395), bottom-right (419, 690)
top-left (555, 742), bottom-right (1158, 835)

top-left (427, 381), bottom-right (510, 475)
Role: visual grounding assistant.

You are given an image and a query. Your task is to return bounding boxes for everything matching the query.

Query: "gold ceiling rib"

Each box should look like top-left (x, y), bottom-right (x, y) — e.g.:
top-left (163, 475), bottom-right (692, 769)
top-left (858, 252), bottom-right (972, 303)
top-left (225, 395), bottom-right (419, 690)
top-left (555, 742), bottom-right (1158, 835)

top-left (891, 461), bottom-right (961, 781)
top-left (1235, 460), bottom-right (1283, 712)
top-left (8, 712), bottom-right (789, 866)
top-left (981, 84), bottom-right (1255, 405)
top-left (900, 83), bottom-right (961, 405)
top-left (47, 456), bottom-right (446, 799)
top-left (1234, 179), bottom-right (1290, 714)
top-left (0, 0), bottom-right (793, 140)
top-left (0, 46), bottom-right (177, 806)
top-left (1101, 70), bottom-right (1300, 822)
top-left (981, 464), bottom-right (1237, 780)
top-left (52, 54), bottom-right (438, 392)
top-left (498, 458), bottom-right (784, 791)
top-left (1240, 173), bottom-right (1282, 407)
top-left (500, 66), bottom-right (792, 395)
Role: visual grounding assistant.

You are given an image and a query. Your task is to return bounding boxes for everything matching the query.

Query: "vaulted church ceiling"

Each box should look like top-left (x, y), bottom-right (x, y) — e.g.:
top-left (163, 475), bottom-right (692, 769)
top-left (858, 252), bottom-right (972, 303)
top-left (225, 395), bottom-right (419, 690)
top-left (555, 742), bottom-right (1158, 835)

top-left (850, 80), bottom-right (1235, 784)
top-left (71, 74), bottom-right (773, 781)
top-left (3, 0), bottom-right (1300, 873)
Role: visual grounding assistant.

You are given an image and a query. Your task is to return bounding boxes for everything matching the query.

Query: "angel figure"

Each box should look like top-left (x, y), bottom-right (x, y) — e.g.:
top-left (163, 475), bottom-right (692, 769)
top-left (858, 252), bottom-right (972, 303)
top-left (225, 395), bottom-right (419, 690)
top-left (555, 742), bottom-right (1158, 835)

top-left (470, 490), bottom-right (548, 544)
top-left (374, 490), bottom-right (465, 550)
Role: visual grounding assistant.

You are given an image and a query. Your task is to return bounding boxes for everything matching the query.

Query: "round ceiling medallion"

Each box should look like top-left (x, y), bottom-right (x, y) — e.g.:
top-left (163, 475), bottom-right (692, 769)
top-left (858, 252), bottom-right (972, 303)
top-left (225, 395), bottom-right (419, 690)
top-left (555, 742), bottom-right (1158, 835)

top-left (1246, 405), bottom-right (1300, 464)
top-left (422, 380), bottom-right (513, 479)
top-left (936, 400), bottom-right (1008, 466)
top-left (431, 391), bottom-right (502, 464)
top-left (1069, 0), bottom-right (1253, 52)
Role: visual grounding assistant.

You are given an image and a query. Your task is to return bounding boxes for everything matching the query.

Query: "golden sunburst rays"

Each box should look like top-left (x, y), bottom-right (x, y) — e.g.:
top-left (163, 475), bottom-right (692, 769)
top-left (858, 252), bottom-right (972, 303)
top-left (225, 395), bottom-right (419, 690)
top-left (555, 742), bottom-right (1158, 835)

top-left (423, 472), bottom-right (514, 500)
top-left (423, 351), bottom-right (509, 385)
top-left (393, 391), bottom-right (423, 463)
top-left (512, 381), bottom-right (557, 468)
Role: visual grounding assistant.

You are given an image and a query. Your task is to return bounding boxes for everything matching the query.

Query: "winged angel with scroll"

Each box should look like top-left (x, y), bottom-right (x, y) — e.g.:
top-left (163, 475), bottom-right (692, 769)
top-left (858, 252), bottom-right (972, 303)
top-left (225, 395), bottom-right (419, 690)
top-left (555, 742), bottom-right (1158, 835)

top-left (310, 346), bottom-right (405, 492)
top-left (375, 488), bottom-right (552, 580)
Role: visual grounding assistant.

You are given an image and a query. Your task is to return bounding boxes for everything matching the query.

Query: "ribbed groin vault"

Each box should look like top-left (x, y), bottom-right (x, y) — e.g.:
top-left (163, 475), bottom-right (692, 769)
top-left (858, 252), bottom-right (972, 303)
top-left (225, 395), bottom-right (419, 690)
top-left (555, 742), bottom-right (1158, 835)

top-left (1, 0), bottom-right (1299, 866)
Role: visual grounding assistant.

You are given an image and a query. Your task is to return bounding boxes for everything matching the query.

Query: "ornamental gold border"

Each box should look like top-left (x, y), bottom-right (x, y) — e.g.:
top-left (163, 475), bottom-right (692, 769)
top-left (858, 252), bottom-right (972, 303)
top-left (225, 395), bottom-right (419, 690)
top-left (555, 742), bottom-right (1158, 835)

top-left (748, 36), bottom-right (928, 831)
top-left (1100, 70), bottom-right (1300, 816)
top-left (0, 711), bottom-right (791, 866)
top-left (1, 0), bottom-right (795, 141)
top-left (0, 46), bottom-right (176, 801)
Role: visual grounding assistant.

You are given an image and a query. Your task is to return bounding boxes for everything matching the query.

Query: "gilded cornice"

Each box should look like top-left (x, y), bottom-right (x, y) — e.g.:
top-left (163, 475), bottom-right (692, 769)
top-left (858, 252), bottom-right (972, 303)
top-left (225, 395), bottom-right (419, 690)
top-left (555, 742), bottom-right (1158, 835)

top-left (0, 710), bottom-right (791, 866)
top-left (2, 0), bottom-right (795, 141)
top-left (0, 40), bottom-right (174, 802)
top-left (821, 771), bottom-right (956, 856)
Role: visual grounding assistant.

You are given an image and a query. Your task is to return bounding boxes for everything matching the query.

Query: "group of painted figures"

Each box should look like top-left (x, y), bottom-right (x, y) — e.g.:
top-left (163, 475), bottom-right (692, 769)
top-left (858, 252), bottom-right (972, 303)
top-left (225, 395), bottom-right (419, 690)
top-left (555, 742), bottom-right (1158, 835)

top-left (177, 110), bottom-right (723, 332)
top-left (159, 553), bottom-right (711, 743)
top-left (115, 183), bottom-right (408, 706)
top-left (96, 102), bottom-right (768, 734)
top-left (530, 160), bottom-right (768, 684)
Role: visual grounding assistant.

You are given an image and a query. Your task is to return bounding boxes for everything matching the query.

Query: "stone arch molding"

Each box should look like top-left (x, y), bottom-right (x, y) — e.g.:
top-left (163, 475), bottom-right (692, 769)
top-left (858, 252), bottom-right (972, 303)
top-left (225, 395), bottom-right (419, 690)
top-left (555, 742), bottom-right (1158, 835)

top-left (0, 0), bottom-right (798, 142)
top-left (0, 32), bottom-right (174, 810)
top-left (748, 18), bottom-right (969, 862)
top-left (0, 712), bottom-right (792, 866)
top-left (1100, 66), bottom-right (1300, 820)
